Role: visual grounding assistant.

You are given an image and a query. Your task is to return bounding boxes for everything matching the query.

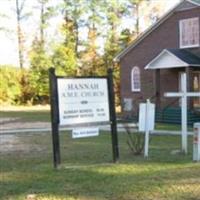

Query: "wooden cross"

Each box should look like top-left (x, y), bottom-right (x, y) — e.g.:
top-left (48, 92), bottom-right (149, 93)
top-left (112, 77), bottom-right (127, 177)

top-left (164, 73), bottom-right (200, 154)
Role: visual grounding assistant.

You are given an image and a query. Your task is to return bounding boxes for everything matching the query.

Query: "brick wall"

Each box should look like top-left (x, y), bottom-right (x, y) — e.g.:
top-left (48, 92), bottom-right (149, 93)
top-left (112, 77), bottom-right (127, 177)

top-left (120, 7), bottom-right (200, 115)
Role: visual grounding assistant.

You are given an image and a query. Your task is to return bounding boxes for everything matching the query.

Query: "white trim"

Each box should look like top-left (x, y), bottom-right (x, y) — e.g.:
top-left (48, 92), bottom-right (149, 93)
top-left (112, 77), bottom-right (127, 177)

top-left (166, 50), bottom-right (190, 66)
top-left (187, 0), bottom-right (200, 6)
top-left (131, 66), bottom-right (141, 92)
top-left (180, 44), bottom-right (200, 48)
top-left (132, 88), bottom-right (141, 92)
top-left (145, 49), bottom-right (189, 69)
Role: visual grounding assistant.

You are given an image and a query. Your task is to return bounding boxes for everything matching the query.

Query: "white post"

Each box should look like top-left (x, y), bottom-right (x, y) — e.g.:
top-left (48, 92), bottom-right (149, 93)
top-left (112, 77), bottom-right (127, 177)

top-left (193, 123), bottom-right (200, 162)
top-left (181, 73), bottom-right (187, 154)
top-left (164, 73), bottom-right (200, 154)
top-left (144, 99), bottom-right (150, 157)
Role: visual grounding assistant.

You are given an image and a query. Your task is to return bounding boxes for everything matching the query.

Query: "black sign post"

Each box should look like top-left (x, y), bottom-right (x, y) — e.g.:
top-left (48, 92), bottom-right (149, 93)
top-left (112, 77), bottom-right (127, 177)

top-left (107, 68), bottom-right (119, 162)
top-left (49, 68), bottom-right (61, 169)
top-left (49, 67), bottom-right (119, 168)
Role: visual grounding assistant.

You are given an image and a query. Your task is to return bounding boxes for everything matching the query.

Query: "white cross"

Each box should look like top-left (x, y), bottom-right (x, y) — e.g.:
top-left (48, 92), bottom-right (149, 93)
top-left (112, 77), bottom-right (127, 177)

top-left (164, 73), bottom-right (200, 154)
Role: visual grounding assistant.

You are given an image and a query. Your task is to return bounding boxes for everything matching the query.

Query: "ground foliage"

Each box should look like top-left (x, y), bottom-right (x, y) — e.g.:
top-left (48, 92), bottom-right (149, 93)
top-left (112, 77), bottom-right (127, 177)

top-left (0, 0), bottom-right (166, 105)
top-left (124, 127), bottom-right (145, 155)
top-left (0, 132), bottom-right (200, 200)
top-left (0, 66), bottom-right (23, 104)
top-left (0, 107), bottom-right (198, 199)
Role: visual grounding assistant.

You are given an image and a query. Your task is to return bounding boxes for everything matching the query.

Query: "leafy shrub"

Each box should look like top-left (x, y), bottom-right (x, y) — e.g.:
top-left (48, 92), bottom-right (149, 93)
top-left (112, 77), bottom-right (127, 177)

top-left (124, 125), bottom-right (145, 155)
top-left (0, 66), bottom-right (34, 105)
top-left (0, 65), bottom-right (21, 104)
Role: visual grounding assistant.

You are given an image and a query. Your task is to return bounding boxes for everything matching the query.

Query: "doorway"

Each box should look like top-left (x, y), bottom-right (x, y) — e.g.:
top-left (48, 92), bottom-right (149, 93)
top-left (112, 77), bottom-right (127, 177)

top-left (193, 72), bottom-right (200, 108)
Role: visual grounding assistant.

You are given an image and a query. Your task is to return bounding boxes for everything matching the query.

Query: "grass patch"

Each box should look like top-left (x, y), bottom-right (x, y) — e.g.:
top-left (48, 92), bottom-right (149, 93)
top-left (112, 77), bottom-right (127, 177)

top-left (155, 123), bottom-right (182, 131)
top-left (0, 106), bottom-right (192, 131)
top-left (0, 131), bottom-right (200, 200)
top-left (155, 123), bottom-right (193, 131)
top-left (0, 110), bottom-right (50, 122)
top-left (0, 108), bottom-right (185, 130)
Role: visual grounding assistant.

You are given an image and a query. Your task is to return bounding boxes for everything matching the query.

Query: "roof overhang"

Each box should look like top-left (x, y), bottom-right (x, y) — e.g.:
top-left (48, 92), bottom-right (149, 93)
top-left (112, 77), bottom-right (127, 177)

top-left (145, 49), bottom-right (200, 69)
top-left (187, 0), bottom-right (200, 6)
top-left (114, 0), bottom-right (200, 62)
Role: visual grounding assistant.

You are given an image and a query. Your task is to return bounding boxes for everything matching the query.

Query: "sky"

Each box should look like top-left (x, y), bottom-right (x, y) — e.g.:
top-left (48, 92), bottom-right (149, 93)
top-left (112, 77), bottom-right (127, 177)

top-left (0, 0), bottom-right (180, 67)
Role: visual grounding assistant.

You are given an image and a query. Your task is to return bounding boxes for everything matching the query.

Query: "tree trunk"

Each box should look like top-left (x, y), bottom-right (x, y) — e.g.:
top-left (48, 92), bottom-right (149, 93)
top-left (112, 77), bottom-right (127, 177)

top-left (16, 0), bottom-right (24, 69)
top-left (40, 1), bottom-right (45, 45)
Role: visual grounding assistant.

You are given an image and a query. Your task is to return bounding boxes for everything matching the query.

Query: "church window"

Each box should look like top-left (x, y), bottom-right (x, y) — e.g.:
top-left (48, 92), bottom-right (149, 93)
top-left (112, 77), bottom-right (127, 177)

top-left (179, 17), bottom-right (199, 48)
top-left (131, 66), bottom-right (141, 92)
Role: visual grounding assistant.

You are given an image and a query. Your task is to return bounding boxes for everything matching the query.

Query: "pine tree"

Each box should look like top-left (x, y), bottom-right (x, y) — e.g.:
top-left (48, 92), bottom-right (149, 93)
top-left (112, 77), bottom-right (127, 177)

top-left (29, 0), bottom-right (54, 104)
top-left (79, 0), bottom-right (105, 75)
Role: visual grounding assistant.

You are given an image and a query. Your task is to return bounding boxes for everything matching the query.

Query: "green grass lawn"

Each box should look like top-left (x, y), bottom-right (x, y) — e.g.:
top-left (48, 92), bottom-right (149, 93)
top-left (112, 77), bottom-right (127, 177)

top-left (155, 123), bottom-right (182, 131)
top-left (0, 109), bottom-right (50, 122)
top-left (0, 131), bottom-right (200, 200)
top-left (0, 107), bottom-right (189, 131)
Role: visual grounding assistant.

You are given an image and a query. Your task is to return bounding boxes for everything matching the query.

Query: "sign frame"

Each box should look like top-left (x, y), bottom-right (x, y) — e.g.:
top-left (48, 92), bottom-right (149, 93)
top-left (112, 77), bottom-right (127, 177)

top-left (49, 68), bottom-right (119, 168)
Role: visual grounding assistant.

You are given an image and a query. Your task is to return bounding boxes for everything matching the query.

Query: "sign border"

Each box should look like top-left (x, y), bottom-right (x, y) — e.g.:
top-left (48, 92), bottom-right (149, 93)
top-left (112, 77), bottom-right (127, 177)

top-left (49, 68), bottom-right (119, 168)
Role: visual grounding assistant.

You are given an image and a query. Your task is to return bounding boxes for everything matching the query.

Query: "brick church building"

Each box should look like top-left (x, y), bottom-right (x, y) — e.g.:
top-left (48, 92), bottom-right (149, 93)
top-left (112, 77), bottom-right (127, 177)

top-left (115, 0), bottom-right (200, 123)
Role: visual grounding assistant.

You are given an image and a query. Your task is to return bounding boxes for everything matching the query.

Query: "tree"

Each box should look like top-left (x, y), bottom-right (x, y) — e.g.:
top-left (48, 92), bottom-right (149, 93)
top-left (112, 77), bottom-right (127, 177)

top-left (15, 0), bottom-right (33, 104)
top-left (127, 0), bottom-right (166, 35)
top-left (127, 0), bottom-right (144, 37)
top-left (52, 44), bottom-right (77, 76)
top-left (39, 0), bottom-right (46, 44)
top-left (103, 0), bottom-right (126, 69)
top-left (50, 0), bottom-right (84, 76)
top-left (29, 0), bottom-right (54, 104)
top-left (102, 0), bottom-right (127, 106)
top-left (15, 0), bottom-right (30, 69)
top-left (29, 37), bottom-right (52, 103)
top-left (119, 28), bottom-right (133, 49)
top-left (79, 0), bottom-right (105, 75)
top-left (80, 27), bottom-right (104, 76)
top-left (142, 0), bottom-right (167, 25)
top-left (61, 0), bottom-right (86, 58)
top-left (37, 0), bottom-right (55, 45)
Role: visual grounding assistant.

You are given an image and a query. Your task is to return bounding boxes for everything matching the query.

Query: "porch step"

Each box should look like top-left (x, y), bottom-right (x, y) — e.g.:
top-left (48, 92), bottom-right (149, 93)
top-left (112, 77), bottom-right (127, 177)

top-left (156, 107), bottom-right (200, 125)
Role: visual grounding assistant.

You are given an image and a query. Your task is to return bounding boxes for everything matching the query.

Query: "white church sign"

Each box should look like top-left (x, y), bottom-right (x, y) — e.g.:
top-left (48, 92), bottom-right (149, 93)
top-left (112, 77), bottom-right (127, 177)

top-left (57, 78), bottom-right (110, 126)
top-left (139, 99), bottom-right (155, 157)
top-left (139, 100), bottom-right (155, 132)
top-left (165, 73), bottom-right (200, 154)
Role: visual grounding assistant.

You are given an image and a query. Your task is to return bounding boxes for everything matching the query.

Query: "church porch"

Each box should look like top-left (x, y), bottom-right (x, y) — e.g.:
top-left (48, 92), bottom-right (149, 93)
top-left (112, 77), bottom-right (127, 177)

top-left (145, 49), bottom-right (200, 124)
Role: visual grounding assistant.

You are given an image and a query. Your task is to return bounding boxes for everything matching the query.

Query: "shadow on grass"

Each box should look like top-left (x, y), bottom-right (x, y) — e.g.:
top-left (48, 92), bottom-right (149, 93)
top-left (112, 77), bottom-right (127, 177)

top-left (1, 160), bottom-right (200, 200)
top-left (0, 133), bottom-right (199, 200)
